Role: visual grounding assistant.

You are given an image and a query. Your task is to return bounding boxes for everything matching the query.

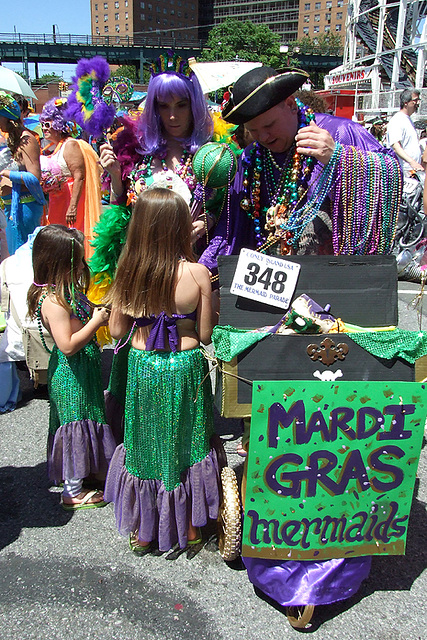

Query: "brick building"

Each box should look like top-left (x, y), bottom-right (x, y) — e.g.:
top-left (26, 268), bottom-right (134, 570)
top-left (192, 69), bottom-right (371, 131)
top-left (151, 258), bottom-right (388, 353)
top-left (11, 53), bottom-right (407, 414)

top-left (212, 0), bottom-right (348, 45)
top-left (298, 0), bottom-right (346, 39)
top-left (90, 0), bottom-right (199, 44)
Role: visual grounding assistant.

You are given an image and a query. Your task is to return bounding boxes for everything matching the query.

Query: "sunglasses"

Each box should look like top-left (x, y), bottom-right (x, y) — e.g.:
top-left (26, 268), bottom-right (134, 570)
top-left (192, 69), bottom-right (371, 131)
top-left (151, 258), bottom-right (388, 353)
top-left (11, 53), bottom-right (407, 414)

top-left (41, 122), bottom-right (52, 129)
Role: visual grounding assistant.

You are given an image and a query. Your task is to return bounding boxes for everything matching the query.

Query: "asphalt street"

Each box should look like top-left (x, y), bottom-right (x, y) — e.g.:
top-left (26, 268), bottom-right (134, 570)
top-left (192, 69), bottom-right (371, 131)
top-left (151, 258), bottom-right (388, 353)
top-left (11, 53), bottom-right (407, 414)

top-left (0, 281), bottom-right (426, 640)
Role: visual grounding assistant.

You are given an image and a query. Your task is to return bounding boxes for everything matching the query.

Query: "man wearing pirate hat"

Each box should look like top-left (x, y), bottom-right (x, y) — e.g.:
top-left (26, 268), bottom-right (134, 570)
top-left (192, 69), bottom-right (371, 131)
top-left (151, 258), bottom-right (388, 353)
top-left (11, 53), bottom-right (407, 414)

top-left (198, 67), bottom-right (403, 620)
top-left (199, 66), bottom-right (402, 271)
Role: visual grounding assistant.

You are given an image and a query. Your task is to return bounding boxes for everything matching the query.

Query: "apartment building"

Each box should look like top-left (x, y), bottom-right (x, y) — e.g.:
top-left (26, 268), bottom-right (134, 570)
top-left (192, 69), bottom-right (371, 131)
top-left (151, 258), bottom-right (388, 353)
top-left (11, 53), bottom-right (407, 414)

top-left (299, 0), bottom-right (346, 39)
top-left (213, 0), bottom-right (348, 44)
top-left (213, 0), bottom-right (299, 43)
top-left (90, 0), bottom-right (199, 43)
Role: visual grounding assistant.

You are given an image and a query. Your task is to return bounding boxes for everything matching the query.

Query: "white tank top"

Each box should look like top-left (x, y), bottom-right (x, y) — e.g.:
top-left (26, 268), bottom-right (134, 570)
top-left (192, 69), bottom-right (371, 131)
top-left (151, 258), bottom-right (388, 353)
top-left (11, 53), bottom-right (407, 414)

top-left (54, 138), bottom-right (72, 177)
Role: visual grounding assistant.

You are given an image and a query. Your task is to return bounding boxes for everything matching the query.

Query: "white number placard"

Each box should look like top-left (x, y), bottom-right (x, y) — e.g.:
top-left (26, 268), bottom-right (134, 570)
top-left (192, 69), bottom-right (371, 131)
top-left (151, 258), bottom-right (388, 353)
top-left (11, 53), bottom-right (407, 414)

top-left (230, 248), bottom-right (300, 309)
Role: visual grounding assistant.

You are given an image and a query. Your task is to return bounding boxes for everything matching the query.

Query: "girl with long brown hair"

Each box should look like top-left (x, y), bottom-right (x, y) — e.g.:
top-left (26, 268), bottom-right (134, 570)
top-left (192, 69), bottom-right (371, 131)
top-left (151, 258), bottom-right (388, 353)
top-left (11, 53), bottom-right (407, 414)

top-left (27, 225), bottom-right (116, 510)
top-left (105, 187), bottom-right (222, 556)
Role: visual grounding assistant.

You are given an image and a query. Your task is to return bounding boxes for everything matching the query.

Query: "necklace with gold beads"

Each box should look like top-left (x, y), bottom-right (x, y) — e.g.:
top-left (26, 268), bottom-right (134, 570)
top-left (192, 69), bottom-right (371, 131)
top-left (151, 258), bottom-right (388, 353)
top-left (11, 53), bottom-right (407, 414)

top-left (240, 99), bottom-right (316, 253)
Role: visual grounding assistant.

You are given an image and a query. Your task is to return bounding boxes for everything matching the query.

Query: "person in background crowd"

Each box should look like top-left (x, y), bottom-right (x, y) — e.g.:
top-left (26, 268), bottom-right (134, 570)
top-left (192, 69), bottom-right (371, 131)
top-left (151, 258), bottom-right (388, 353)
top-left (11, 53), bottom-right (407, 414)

top-left (369, 117), bottom-right (386, 143)
top-left (387, 88), bottom-right (424, 177)
top-left (39, 98), bottom-right (102, 259)
top-left (0, 91), bottom-right (44, 254)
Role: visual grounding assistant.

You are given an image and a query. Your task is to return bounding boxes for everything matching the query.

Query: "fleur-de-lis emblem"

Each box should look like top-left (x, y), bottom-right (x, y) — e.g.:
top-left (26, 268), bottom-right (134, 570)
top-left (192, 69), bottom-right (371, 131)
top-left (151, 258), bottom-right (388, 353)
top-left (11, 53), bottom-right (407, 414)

top-left (306, 337), bottom-right (349, 366)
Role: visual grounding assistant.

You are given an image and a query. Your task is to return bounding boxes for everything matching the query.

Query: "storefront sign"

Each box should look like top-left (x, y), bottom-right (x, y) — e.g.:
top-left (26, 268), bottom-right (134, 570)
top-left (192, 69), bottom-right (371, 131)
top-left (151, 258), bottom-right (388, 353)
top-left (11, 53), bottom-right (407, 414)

top-left (242, 380), bottom-right (426, 560)
top-left (324, 66), bottom-right (373, 89)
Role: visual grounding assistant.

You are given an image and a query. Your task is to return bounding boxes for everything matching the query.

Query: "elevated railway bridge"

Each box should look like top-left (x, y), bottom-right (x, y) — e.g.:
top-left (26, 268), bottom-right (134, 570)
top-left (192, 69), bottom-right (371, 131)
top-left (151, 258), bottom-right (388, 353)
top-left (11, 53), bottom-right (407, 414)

top-left (0, 33), bottom-right (342, 85)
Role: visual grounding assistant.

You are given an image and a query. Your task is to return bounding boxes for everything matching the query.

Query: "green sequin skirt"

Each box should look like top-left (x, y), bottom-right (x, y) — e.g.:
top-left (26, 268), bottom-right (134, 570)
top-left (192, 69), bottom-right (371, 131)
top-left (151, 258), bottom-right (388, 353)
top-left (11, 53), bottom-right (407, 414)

top-left (123, 347), bottom-right (214, 491)
top-left (47, 342), bottom-right (116, 484)
top-left (105, 347), bottom-right (222, 551)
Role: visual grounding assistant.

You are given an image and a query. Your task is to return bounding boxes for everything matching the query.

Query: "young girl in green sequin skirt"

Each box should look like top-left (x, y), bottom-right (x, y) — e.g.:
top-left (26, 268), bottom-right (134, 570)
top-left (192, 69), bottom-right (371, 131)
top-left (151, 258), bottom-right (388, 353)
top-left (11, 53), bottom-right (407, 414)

top-left (27, 225), bottom-right (116, 510)
top-left (105, 187), bottom-right (222, 556)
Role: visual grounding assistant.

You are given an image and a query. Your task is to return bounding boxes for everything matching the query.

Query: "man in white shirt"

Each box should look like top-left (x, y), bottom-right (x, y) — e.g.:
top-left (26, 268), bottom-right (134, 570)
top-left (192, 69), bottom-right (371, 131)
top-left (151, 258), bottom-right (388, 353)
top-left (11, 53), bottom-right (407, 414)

top-left (387, 88), bottom-right (424, 177)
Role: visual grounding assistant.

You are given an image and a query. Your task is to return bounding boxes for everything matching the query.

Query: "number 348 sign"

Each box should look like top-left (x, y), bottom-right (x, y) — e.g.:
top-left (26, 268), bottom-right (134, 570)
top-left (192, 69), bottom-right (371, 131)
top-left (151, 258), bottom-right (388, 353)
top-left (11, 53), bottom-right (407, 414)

top-left (230, 248), bottom-right (301, 309)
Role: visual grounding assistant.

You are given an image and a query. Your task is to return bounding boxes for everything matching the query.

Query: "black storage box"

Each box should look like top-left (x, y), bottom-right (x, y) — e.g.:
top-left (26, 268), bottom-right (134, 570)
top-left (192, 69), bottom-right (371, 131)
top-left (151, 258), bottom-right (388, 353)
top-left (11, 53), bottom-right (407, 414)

top-left (215, 255), bottom-right (424, 418)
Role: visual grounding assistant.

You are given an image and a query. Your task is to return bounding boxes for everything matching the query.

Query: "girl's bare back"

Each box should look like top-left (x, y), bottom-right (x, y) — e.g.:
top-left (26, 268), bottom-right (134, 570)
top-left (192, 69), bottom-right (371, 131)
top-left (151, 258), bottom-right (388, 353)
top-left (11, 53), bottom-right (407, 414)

top-left (130, 261), bottom-right (213, 352)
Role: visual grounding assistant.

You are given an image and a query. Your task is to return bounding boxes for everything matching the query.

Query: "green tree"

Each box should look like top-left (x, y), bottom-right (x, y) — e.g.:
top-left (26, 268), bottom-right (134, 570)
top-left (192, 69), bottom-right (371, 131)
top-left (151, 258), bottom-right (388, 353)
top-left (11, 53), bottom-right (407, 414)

top-left (35, 73), bottom-right (63, 84)
top-left (291, 33), bottom-right (343, 56)
top-left (200, 19), bottom-right (282, 67)
top-left (114, 64), bottom-right (138, 83)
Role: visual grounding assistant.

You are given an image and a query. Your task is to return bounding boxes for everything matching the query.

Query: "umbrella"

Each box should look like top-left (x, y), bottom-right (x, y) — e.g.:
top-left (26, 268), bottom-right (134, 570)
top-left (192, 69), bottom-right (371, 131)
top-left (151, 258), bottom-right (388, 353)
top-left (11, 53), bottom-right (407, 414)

top-left (188, 59), bottom-right (262, 94)
top-left (0, 66), bottom-right (37, 99)
top-left (23, 114), bottom-right (42, 136)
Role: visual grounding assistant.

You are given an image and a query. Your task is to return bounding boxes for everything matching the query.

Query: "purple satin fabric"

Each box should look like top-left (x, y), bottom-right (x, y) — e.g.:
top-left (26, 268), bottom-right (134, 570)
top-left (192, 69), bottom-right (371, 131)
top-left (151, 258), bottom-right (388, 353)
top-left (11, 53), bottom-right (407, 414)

top-left (47, 419), bottom-right (117, 484)
top-left (198, 113), bottom-right (400, 275)
top-left (105, 443), bottom-right (221, 551)
top-left (243, 555), bottom-right (372, 606)
top-left (135, 310), bottom-right (197, 352)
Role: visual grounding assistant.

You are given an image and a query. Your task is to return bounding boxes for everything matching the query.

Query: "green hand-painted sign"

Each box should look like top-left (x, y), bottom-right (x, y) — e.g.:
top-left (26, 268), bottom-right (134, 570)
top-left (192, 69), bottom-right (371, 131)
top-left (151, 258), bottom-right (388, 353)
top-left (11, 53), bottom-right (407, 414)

top-left (242, 380), bottom-right (426, 561)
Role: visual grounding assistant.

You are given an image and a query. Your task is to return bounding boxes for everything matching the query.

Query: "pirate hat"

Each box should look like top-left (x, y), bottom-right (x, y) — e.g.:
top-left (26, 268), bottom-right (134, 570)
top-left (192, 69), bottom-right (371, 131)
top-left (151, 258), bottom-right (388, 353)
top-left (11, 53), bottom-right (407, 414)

top-left (222, 66), bottom-right (309, 125)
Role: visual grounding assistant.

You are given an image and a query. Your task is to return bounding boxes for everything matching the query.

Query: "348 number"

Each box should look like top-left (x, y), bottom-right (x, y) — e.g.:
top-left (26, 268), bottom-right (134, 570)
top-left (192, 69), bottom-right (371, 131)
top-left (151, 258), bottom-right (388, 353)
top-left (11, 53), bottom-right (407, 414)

top-left (243, 263), bottom-right (287, 294)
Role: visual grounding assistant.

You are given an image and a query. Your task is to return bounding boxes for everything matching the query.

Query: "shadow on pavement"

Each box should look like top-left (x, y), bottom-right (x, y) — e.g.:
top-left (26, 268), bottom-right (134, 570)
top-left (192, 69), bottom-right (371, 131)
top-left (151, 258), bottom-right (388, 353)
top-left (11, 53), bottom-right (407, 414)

top-left (0, 462), bottom-right (71, 550)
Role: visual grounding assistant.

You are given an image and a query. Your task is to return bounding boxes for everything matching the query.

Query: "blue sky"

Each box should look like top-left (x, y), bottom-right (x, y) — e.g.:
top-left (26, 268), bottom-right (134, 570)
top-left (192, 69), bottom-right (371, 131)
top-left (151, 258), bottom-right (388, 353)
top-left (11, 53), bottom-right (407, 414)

top-left (1, 1), bottom-right (91, 80)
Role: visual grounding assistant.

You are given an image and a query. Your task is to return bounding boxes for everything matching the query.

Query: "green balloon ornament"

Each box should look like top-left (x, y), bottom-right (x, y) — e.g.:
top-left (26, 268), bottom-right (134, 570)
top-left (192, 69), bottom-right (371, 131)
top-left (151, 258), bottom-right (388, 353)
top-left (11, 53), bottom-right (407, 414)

top-left (192, 142), bottom-right (238, 189)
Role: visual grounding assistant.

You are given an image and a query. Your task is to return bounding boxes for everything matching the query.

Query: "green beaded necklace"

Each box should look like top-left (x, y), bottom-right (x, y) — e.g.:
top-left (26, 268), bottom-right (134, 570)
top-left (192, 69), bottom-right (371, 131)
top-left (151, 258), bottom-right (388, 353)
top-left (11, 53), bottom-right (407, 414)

top-left (37, 294), bottom-right (52, 354)
top-left (240, 99), bottom-right (316, 253)
top-left (36, 289), bottom-right (94, 355)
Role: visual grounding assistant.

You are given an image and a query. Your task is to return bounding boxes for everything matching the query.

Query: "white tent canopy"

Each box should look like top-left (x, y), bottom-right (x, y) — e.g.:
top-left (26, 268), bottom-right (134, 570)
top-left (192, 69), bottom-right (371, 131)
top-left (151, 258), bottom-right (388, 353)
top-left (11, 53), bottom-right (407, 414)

top-left (188, 59), bottom-right (262, 94)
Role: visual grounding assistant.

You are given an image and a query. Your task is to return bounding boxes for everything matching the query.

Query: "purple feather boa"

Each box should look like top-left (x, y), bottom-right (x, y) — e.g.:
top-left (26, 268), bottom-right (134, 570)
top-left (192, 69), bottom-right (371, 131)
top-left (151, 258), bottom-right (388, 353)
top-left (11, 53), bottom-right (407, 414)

top-left (65, 56), bottom-right (116, 137)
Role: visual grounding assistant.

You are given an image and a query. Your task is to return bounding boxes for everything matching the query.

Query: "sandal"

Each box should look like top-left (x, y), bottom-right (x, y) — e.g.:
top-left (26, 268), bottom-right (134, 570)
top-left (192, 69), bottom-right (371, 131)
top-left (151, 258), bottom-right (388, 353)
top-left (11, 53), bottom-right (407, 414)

top-left (187, 530), bottom-right (202, 546)
top-left (129, 532), bottom-right (152, 556)
top-left (165, 530), bottom-right (203, 561)
top-left (61, 489), bottom-right (108, 511)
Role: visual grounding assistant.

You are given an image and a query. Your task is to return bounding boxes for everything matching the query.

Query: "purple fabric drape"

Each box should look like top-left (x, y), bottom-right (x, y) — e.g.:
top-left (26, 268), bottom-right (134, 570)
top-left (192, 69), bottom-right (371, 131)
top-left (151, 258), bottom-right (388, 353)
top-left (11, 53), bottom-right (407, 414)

top-left (47, 419), bottom-right (117, 484)
top-left (105, 443), bottom-right (221, 551)
top-left (243, 554), bottom-right (372, 607)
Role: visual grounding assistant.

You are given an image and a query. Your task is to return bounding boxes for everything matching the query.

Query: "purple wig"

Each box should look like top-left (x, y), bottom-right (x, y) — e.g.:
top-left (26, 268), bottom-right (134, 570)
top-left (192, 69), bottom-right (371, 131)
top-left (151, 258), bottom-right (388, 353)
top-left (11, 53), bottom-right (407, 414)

top-left (137, 72), bottom-right (213, 156)
top-left (40, 98), bottom-right (69, 133)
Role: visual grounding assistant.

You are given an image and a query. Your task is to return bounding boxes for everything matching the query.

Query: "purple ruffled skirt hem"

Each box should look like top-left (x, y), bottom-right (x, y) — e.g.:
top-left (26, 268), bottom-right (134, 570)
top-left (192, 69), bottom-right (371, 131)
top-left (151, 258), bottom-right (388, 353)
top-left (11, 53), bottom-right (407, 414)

top-left (47, 419), bottom-right (117, 484)
top-left (243, 555), bottom-right (372, 606)
top-left (105, 443), bottom-right (221, 551)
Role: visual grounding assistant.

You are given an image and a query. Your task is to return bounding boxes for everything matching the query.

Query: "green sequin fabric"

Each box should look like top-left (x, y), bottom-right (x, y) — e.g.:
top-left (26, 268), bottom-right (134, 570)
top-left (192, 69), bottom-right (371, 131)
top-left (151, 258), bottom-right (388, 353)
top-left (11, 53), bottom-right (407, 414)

top-left (348, 329), bottom-right (427, 364)
top-left (124, 347), bottom-right (214, 492)
top-left (212, 325), bottom-right (271, 362)
top-left (48, 342), bottom-right (107, 435)
top-left (212, 325), bottom-right (427, 365)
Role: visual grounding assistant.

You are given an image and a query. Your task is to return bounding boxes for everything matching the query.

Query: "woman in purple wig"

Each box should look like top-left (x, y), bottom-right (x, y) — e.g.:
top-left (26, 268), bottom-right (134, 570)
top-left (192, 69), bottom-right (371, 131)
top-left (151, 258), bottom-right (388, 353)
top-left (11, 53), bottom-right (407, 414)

top-left (39, 98), bottom-right (101, 259)
top-left (99, 53), bottom-right (214, 244)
